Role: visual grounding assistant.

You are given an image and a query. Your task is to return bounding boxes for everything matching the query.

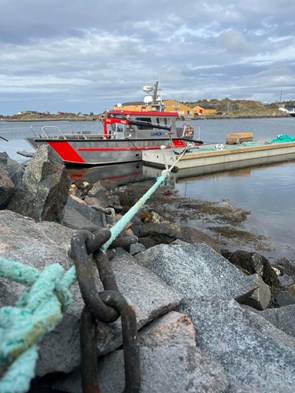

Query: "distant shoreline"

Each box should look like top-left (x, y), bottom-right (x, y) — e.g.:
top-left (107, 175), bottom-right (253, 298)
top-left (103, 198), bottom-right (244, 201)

top-left (0, 114), bottom-right (291, 122)
top-left (0, 117), bottom-right (101, 122)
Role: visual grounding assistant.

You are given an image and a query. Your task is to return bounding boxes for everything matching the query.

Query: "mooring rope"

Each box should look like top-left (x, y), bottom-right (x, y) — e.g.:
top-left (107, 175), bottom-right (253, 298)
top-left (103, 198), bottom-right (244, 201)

top-left (0, 145), bottom-right (186, 393)
top-left (0, 260), bottom-right (76, 393)
top-left (101, 145), bottom-right (189, 252)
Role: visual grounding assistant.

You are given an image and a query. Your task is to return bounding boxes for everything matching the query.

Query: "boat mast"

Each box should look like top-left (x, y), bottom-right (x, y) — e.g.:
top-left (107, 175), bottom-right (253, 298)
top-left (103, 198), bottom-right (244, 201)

top-left (152, 81), bottom-right (159, 106)
top-left (143, 80), bottom-right (165, 111)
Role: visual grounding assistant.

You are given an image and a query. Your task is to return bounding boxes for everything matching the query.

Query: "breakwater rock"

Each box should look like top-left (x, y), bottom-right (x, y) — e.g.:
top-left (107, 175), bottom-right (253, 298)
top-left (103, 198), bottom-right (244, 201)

top-left (1, 146), bottom-right (295, 393)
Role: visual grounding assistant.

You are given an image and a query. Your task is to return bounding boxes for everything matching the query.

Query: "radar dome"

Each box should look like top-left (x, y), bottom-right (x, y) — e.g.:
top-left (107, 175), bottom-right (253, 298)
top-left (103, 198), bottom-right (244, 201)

top-left (143, 85), bottom-right (153, 93)
top-left (143, 95), bottom-right (153, 104)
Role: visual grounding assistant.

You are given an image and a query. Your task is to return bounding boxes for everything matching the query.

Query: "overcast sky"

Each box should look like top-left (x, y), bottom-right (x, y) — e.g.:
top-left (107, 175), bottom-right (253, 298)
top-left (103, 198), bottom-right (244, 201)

top-left (1, 0), bottom-right (295, 115)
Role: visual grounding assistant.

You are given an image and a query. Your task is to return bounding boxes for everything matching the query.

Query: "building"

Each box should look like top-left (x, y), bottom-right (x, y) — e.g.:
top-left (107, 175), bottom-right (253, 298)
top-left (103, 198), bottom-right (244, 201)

top-left (162, 100), bottom-right (193, 117)
top-left (113, 101), bottom-right (145, 111)
top-left (192, 105), bottom-right (217, 116)
top-left (113, 99), bottom-right (193, 118)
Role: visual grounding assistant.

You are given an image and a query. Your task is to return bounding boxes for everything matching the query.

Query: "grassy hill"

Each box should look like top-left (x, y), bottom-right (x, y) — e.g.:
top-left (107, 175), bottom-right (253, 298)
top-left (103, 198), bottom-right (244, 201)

top-left (183, 99), bottom-right (295, 118)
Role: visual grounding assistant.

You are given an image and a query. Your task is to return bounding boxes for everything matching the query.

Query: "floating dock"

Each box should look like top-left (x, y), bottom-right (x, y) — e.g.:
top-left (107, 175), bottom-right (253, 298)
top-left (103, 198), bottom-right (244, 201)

top-left (142, 140), bottom-right (295, 177)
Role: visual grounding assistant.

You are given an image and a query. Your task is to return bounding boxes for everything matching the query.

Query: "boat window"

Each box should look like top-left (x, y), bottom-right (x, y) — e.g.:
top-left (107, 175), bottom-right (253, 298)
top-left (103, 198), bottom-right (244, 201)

top-left (136, 117), bottom-right (152, 130)
top-left (115, 123), bottom-right (125, 138)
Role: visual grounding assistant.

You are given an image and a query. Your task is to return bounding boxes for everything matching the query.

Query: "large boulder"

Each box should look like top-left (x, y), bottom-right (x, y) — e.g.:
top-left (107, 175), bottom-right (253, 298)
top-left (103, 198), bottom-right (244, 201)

top-left (182, 298), bottom-right (295, 393)
top-left (54, 312), bottom-right (229, 393)
top-left (0, 210), bottom-right (182, 376)
top-left (7, 145), bottom-right (71, 222)
top-left (133, 241), bottom-right (295, 392)
top-left (0, 166), bottom-right (15, 208)
top-left (135, 241), bottom-right (257, 302)
top-left (0, 151), bottom-right (24, 187)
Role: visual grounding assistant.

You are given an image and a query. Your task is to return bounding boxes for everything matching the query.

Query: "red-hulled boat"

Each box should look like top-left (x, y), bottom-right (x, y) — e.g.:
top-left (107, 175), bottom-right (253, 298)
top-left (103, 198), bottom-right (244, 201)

top-left (25, 83), bottom-right (202, 166)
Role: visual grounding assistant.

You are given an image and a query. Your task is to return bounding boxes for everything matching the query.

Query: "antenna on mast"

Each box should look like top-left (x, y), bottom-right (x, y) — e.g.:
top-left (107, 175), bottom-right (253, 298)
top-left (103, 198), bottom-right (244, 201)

top-left (142, 80), bottom-right (164, 111)
top-left (152, 80), bottom-right (159, 105)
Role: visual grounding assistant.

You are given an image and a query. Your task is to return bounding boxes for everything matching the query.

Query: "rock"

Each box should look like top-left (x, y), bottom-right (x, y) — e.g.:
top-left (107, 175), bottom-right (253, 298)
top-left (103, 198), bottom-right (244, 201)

top-left (242, 273), bottom-right (271, 310)
top-left (88, 181), bottom-right (113, 207)
top-left (84, 196), bottom-right (117, 226)
top-left (63, 195), bottom-right (106, 228)
top-left (138, 236), bottom-right (157, 249)
top-left (7, 145), bottom-right (71, 222)
top-left (0, 151), bottom-right (24, 187)
top-left (70, 194), bottom-right (88, 205)
top-left (271, 266), bottom-right (281, 276)
top-left (54, 312), bottom-right (229, 393)
top-left (135, 241), bottom-right (257, 302)
top-left (73, 180), bottom-right (92, 197)
top-left (137, 222), bottom-right (176, 244)
top-left (174, 224), bottom-right (221, 253)
top-left (135, 221), bottom-right (220, 252)
top-left (273, 290), bottom-right (295, 307)
top-left (0, 210), bottom-right (75, 308)
top-left (138, 311), bottom-right (196, 347)
top-left (251, 304), bottom-right (295, 338)
top-left (0, 211), bottom-right (183, 375)
top-left (181, 298), bottom-right (295, 393)
top-left (130, 242), bottom-right (146, 255)
top-left (224, 250), bottom-right (283, 289)
top-left (62, 205), bottom-right (101, 230)
top-left (134, 241), bottom-right (295, 391)
top-left (0, 166), bottom-right (15, 208)
top-left (288, 283), bottom-right (295, 297)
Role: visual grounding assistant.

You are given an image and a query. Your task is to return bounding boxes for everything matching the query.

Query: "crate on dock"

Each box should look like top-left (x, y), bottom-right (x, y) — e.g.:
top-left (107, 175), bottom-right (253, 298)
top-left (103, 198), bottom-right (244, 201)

top-left (226, 132), bottom-right (254, 144)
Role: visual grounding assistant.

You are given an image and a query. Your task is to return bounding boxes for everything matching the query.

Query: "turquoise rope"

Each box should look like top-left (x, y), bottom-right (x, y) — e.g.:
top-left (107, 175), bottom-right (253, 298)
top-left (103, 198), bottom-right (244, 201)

top-left (0, 258), bottom-right (76, 393)
top-left (101, 170), bottom-right (169, 252)
top-left (101, 147), bottom-right (188, 252)
top-left (0, 346), bottom-right (38, 393)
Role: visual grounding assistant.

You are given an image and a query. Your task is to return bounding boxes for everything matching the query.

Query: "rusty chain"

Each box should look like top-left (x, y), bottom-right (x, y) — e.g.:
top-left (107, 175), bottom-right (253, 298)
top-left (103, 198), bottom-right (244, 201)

top-left (70, 228), bottom-right (140, 393)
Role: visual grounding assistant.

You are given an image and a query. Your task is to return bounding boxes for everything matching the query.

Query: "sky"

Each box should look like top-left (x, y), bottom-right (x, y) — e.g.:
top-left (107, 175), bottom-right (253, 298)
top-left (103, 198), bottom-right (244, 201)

top-left (1, 0), bottom-right (295, 115)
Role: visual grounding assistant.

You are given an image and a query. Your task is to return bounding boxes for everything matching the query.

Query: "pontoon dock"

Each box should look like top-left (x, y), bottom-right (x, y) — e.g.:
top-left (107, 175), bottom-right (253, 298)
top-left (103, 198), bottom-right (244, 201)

top-left (142, 141), bottom-right (295, 176)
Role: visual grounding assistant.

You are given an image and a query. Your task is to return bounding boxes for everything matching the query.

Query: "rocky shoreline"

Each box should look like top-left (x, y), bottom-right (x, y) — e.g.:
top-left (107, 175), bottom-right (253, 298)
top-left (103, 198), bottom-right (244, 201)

top-left (1, 146), bottom-right (295, 392)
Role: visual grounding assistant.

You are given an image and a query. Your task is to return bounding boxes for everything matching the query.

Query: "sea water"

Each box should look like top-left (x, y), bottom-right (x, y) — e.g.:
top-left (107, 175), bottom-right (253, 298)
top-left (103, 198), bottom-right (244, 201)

top-left (1, 118), bottom-right (295, 260)
top-left (175, 117), bottom-right (295, 257)
top-left (0, 120), bottom-right (103, 162)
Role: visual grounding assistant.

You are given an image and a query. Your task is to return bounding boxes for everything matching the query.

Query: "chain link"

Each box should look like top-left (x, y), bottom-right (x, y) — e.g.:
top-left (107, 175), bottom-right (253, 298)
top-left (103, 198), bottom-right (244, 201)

top-left (70, 228), bottom-right (140, 393)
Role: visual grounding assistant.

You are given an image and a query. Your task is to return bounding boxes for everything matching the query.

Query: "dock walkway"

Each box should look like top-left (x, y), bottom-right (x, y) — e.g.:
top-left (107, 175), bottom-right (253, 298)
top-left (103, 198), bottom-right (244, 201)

top-left (142, 140), bottom-right (295, 177)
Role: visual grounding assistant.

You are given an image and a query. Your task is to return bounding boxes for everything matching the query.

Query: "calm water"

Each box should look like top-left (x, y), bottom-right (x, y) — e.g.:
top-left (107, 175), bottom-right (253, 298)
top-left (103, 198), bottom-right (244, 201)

top-left (176, 161), bottom-right (295, 245)
top-left (0, 120), bottom-right (102, 162)
top-left (1, 118), bottom-right (295, 258)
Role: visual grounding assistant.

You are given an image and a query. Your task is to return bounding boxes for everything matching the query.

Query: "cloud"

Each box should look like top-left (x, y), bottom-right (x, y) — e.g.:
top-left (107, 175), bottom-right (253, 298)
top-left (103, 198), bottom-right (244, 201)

top-left (218, 30), bottom-right (252, 54)
top-left (0, 0), bottom-right (295, 114)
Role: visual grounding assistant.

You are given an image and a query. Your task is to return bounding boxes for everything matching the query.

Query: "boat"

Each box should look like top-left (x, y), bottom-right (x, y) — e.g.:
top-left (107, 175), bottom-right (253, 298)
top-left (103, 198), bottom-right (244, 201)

top-left (278, 105), bottom-right (295, 117)
top-left (25, 83), bottom-right (203, 166)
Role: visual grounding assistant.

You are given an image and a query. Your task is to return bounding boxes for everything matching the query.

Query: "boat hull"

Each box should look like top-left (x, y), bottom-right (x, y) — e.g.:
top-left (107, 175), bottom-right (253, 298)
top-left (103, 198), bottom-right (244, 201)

top-left (25, 137), bottom-right (187, 165)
